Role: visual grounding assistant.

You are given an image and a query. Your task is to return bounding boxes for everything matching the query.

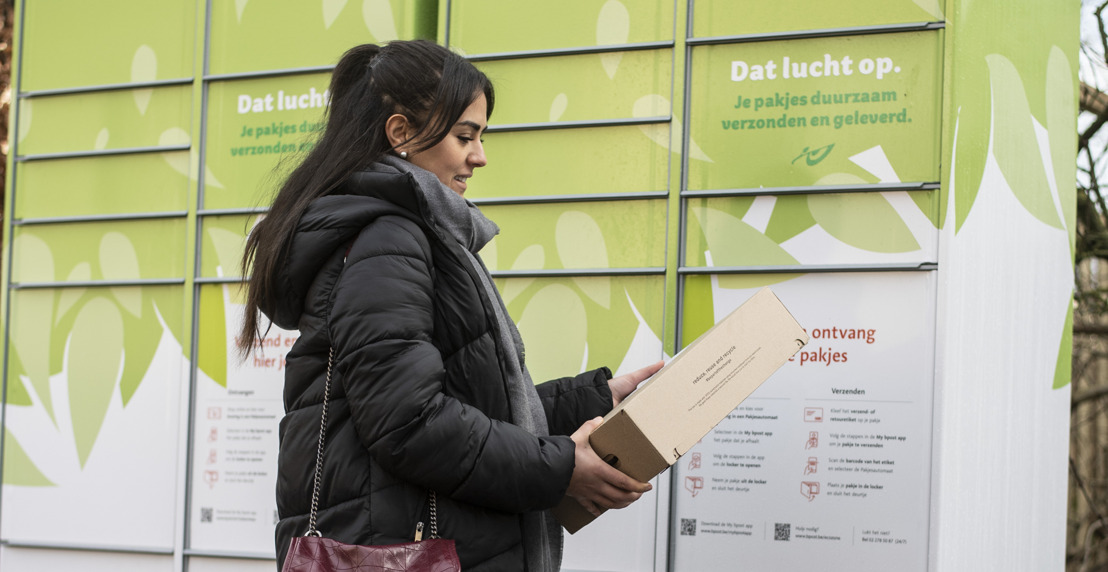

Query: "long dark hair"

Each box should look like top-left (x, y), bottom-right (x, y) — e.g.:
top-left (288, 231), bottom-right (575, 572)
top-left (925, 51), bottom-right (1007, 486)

top-left (237, 40), bottom-right (495, 356)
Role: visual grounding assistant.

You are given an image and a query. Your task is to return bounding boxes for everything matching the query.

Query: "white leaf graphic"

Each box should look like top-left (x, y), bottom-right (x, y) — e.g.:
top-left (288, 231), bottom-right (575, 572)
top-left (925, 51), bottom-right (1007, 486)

top-left (363, 0), bottom-right (398, 42)
top-left (205, 166), bottom-right (226, 189)
top-left (600, 53), bottom-right (623, 80)
top-left (158, 127), bottom-right (190, 147)
top-left (100, 232), bottom-right (142, 317)
top-left (161, 150), bottom-right (189, 178)
top-left (159, 128), bottom-right (197, 181)
top-left (912, 0), bottom-right (943, 19)
top-left (848, 145), bottom-right (900, 183)
top-left (14, 233), bottom-right (54, 284)
top-left (633, 94), bottom-right (711, 162)
top-left (131, 45), bottom-right (156, 115)
top-left (596, 0), bottom-right (629, 78)
top-left (56, 263), bottom-right (91, 325)
top-left (480, 237), bottom-right (498, 270)
top-left (517, 284), bottom-right (587, 381)
top-left (503, 245), bottom-right (544, 304)
top-left (207, 227), bottom-right (247, 271)
top-left (550, 93), bottom-right (568, 122)
top-left (11, 235), bottom-right (54, 420)
top-left (94, 128), bottom-right (110, 151)
top-left (555, 211), bottom-right (609, 308)
top-left (323, 0), bottom-right (349, 29)
top-left (235, 0), bottom-right (249, 21)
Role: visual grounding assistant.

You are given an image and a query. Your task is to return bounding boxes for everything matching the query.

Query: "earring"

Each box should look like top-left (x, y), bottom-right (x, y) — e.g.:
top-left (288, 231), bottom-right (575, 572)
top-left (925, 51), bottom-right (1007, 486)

top-left (399, 151), bottom-right (408, 159)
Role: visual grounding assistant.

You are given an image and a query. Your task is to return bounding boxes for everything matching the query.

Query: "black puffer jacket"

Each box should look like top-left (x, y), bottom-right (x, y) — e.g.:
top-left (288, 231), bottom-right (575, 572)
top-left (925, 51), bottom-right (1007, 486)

top-left (267, 167), bottom-right (614, 570)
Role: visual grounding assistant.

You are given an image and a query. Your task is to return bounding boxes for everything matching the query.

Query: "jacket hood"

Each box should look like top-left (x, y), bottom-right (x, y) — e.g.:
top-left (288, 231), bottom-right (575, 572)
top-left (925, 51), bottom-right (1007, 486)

top-left (263, 170), bottom-right (422, 330)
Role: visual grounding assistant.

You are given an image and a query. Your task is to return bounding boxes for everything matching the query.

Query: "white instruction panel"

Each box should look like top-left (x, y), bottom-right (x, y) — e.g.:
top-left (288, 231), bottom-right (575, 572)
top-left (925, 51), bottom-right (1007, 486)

top-left (673, 272), bottom-right (934, 572)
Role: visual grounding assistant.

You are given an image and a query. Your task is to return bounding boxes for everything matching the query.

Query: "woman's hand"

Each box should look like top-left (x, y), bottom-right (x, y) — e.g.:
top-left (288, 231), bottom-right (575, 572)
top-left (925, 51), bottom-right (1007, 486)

top-left (565, 417), bottom-right (652, 516)
top-left (608, 360), bottom-right (664, 408)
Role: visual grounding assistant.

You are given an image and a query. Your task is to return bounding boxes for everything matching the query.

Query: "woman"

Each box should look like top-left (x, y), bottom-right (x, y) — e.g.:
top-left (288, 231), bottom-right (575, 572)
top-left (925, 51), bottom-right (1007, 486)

top-left (239, 40), bottom-right (661, 571)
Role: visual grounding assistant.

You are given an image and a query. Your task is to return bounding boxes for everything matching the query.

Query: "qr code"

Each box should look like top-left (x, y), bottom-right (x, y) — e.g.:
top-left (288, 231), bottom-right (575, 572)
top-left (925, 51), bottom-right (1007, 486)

top-left (200, 507), bottom-right (213, 523)
top-left (680, 518), bottom-right (697, 536)
top-left (774, 522), bottom-right (790, 541)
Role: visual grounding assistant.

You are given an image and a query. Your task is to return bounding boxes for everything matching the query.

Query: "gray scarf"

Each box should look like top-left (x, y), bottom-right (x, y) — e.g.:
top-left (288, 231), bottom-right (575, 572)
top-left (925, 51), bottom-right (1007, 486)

top-left (377, 155), bottom-right (562, 572)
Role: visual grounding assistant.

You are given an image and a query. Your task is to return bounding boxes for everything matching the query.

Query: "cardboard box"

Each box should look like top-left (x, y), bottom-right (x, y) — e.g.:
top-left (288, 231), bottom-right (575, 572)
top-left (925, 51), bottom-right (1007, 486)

top-left (554, 287), bottom-right (808, 533)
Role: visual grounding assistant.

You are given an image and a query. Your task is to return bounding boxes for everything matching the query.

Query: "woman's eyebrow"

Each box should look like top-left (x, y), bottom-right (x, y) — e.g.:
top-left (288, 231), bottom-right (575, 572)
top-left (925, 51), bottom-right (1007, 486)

top-left (456, 120), bottom-right (487, 133)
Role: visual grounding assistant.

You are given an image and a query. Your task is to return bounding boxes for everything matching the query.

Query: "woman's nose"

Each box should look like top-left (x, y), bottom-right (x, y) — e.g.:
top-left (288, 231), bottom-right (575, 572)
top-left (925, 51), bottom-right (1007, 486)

top-left (471, 142), bottom-right (488, 167)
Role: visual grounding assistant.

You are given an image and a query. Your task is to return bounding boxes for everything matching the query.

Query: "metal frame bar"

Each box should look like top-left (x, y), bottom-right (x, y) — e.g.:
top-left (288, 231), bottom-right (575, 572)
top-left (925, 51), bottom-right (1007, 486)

top-left (16, 144), bottom-right (192, 162)
top-left (11, 279), bottom-right (186, 290)
top-left (1, 540), bottom-right (175, 555)
top-left (490, 267), bottom-right (665, 279)
top-left (679, 262), bottom-right (938, 275)
top-left (20, 77), bottom-right (193, 99)
top-left (197, 207), bottom-right (269, 217)
top-left (470, 191), bottom-right (667, 206)
top-left (0, 0), bottom-right (29, 550)
top-left (181, 548), bottom-right (274, 560)
top-left (667, 3), bottom-right (697, 567)
top-left (194, 276), bottom-right (243, 285)
top-left (182, 0), bottom-right (217, 557)
top-left (682, 181), bottom-right (940, 198)
top-left (13, 211), bottom-right (189, 226)
top-left (203, 64), bottom-right (334, 82)
top-left (686, 21), bottom-right (945, 46)
top-left (486, 115), bottom-right (669, 134)
top-left (465, 40), bottom-right (674, 62)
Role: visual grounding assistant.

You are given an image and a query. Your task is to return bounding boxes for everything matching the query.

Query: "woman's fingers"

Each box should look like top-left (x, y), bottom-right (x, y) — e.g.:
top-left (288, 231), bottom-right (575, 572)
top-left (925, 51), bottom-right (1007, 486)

top-left (567, 417), bottom-right (652, 515)
top-left (609, 359), bottom-right (665, 406)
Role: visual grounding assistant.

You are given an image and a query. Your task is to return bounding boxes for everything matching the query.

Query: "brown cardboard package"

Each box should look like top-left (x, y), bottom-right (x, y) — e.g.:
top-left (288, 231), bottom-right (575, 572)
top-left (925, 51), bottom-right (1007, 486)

top-left (553, 287), bottom-right (808, 533)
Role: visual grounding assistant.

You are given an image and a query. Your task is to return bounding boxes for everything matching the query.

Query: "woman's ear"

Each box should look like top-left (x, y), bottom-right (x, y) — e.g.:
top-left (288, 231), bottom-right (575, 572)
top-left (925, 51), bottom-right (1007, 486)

top-left (384, 113), bottom-right (412, 152)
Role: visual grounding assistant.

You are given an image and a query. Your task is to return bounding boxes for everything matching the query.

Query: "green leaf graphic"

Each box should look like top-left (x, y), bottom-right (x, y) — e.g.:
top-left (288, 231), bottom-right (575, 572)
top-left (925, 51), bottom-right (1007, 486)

top-left (118, 294), bottom-right (164, 405)
top-left (1054, 298), bottom-right (1073, 389)
top-left (986, 54), bottom-right (1060, 229)
top-left (1046, 46), bottom-right (1076, 253)
top-left (689, 205), bottom-right (799, 267)
top-left (808, 193), bottom-right (921, 253)
top-left (764, 196), bottom-right (818, 244)
top-left (953, 101), bottom-right (989, 232)
top-left (11, 235), bottom-right (55, 420)
top-left (2, 430), bottom-right (54, 486)
top-left (198, 284), bottom-right (228, 388)
top-left (11, 291), bottom-right (55, 421)
top-left (68, 297), bottom-right (124, 467)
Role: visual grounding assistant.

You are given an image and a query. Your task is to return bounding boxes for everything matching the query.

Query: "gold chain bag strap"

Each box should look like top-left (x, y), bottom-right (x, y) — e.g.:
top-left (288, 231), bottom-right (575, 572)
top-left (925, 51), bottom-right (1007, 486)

top-left (281, 347), bottom-right (462, 572)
